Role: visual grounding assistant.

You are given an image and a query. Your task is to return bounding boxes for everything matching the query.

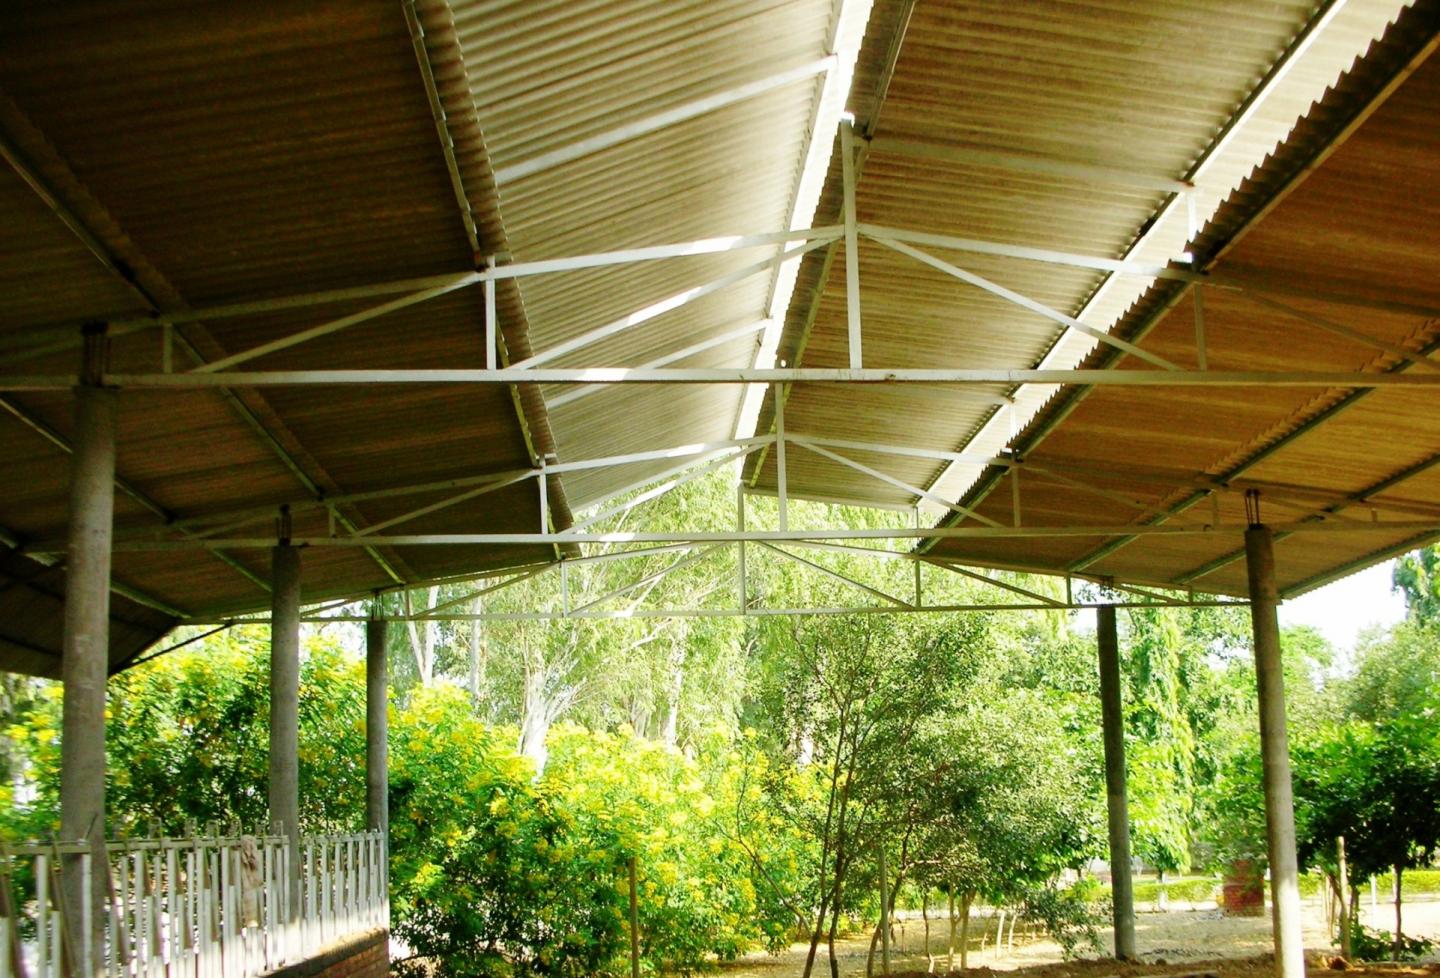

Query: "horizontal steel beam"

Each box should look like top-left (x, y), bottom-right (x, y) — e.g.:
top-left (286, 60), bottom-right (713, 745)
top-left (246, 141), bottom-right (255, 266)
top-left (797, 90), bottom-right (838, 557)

top-left (184, 595), bottom-right (1247, 625)
top-left (27, 518), bottom-right (1440, 555)
top-left (6, 369), bottom-right (1440, 390)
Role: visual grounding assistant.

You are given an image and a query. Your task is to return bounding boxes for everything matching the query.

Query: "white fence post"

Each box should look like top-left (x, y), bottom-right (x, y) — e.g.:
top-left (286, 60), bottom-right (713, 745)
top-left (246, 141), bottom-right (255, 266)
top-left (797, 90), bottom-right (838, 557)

top-left (0, 831), bottom-right (380, 978)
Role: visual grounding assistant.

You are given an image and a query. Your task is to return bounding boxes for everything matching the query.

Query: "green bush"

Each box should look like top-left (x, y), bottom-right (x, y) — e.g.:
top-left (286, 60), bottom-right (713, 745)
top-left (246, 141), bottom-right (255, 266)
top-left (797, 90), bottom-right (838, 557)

top-left (1348, 921), bottom-right (1434, 962)
top-left (389, 689), bottom-right (628, 978)
top-left (1298, 867), bottom-right (1440, 901)
top-left (387, 689), bottom-right (805, 978)
top-left (1023, 882), bottom-right (1105, 959)
top-left (1128, 876), bottom-right (1217, 904)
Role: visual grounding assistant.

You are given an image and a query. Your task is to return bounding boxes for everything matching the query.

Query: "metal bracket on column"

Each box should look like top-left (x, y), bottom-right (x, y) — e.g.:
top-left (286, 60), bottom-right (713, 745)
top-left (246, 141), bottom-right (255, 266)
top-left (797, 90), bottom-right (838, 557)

top-left (1245, 488), bottom-right (1262, 527)
top-left (80, 323), bottom-right (109, 387)
top-left (276, 504), bottom-right (293, 547)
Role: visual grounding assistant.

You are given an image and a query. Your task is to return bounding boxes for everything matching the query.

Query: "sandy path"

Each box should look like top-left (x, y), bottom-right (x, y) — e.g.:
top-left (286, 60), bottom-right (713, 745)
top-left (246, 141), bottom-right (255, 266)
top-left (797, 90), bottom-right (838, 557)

top-left (721, 897), bottom-right (1440, 978)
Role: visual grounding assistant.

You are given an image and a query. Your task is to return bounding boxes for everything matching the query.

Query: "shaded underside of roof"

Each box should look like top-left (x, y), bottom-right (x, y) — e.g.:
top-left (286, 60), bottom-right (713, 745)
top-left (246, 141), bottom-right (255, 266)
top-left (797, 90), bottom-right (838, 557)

top-left (0, 1), bottom-right (1436, 677)
top-left (0, 0), bottom-right (851, 674)
top-left (0, 1), bottom-right (561, 670)
top-left (751, 0), bottom-right (1440, 598)
top-left (448, 0), bottom-right (845, 505)
top-left (924, 3), bottom-right (1440, 598)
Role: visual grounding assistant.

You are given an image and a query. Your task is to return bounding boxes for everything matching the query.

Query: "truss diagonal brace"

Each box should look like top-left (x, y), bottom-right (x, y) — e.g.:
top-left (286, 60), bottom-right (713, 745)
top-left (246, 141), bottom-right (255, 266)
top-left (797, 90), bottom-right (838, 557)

top-left (866, 232), bottom-right (1181, 371)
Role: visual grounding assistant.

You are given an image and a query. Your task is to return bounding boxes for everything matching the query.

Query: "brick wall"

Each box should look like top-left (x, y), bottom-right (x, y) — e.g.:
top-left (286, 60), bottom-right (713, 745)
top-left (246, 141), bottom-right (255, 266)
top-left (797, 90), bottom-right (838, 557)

top-left (264, 929), bottom-right (389, 978)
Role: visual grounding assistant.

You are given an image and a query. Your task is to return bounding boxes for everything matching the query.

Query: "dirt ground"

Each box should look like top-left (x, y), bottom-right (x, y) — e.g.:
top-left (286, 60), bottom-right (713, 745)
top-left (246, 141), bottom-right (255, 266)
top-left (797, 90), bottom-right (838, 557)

top-left (721, 897), bottom-right (1440, 978)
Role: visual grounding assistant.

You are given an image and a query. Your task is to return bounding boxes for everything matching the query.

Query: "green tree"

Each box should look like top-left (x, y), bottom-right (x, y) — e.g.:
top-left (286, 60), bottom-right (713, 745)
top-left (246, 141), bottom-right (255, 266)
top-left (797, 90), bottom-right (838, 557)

top-left (914, 689), bottom-right (1102, 968)
top-left (1393, 547), bottom-right (1440, 621)
top-left (757, 612), bottom-right (980, 978)
top-left (0, 626), bottom-right (365, 839)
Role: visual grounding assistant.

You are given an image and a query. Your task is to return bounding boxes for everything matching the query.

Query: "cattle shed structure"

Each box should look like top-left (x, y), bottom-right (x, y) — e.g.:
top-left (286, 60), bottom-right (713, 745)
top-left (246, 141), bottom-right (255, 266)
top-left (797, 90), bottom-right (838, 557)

top-left (1, 1), bottom-right (1438, 976)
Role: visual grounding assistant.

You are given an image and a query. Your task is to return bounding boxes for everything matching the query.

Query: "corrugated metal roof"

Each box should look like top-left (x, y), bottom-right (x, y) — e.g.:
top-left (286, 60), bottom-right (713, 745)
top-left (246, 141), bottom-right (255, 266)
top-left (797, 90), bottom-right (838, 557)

top-left (0, 0), bottom-right (561, 671)
top-left (0, 0), bottom-right (1435, 679)
top-left (750, 0), bottom-right (1413, 512)
top-left (454, 0), bottom-right (845, 506)
top-left (928, 16), bottom-right (1440, 598)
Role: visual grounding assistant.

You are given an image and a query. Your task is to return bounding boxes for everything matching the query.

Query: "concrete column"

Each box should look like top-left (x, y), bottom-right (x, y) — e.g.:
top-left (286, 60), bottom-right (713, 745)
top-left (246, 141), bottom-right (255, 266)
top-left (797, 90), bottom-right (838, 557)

top-left (1244, 524), bottom-right (1304, 978)
top-left (365, 614), bottom-right (388, 836)
top-left (60, 326), bottom-right (116, 977)
top-left (1096, 605), bottom-right (1135, 961)
top-left (270, 541), bottom-right (302, 913)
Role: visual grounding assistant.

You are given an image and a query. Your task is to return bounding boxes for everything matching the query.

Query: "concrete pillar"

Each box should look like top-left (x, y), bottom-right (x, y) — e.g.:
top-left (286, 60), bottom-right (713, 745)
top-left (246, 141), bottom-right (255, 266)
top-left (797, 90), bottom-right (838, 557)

top-left (269, 540), bottom-right (302, 914)
top-left (1244, 524), bottom-right (1304, 978)
top-left (60, 326), bottom-right (115, 976)
top-left (1096, 605), bottom-right (1135, 961)
top-left (365, 614), bottom-right (388, 836)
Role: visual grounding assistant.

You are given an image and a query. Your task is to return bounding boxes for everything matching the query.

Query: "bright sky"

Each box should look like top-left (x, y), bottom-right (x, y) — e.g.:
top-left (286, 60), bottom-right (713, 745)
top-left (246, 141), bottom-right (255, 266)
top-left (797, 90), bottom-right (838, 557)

top-left (1278, 557), bottom-right (1407, 653)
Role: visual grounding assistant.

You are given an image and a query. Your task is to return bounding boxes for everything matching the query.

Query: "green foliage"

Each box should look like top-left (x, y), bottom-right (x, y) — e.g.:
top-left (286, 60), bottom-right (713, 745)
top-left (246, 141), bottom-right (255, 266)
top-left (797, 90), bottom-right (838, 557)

top-left (389, 688), bottom-right (628, 978)
top-left (545, 725), bottom-right (800, 967)
top-left (0, 627), bottom-right (365, 840)
top-left (1371, 867), bottom-right (1440, 896)
top-left (1393, 546), bottom-right (1440, 622)
top-left (1348, 921), bottom-right (1434, 962)
top-left (1347, 619), bottom-right (1440, 723)
top-left (27, 467), bottom-right (1410, 974)
top-left (389, 697), bottom-right (809, 977)
top-left (915, 688), bottom-right (1102, 904)
top-left (1021, 881), bottom-right (1104, 959)
top-left (1120, 604), bottom-right (1256, 876)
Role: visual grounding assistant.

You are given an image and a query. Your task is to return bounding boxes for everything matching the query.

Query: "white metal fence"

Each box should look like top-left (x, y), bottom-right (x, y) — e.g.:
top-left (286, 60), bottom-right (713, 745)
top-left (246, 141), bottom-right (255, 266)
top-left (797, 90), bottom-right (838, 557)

top-left (0, 831), bottom-right (386, 978)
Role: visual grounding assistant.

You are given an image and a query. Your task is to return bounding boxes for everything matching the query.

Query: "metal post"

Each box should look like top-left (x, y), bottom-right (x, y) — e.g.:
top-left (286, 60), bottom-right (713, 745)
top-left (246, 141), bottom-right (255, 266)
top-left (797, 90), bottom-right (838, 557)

top-left (1244, 521), bottom-right (1304, 978)
top-left (270, 532), bottom-right (302, 917)
top-left (1096, 605), bottom-right (1135, 961)
top-left (365, 611), bottom-right (388, 838)
top-left (60, 325), bottom-right (115, 977)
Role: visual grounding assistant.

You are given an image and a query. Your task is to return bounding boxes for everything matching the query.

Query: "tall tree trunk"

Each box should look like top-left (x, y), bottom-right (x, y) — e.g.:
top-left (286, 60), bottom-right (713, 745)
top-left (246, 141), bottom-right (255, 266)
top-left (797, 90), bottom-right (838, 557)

top-left (959, 892), bottom-right (972, 971)
top-left (1393, 864), bottom-right (1403, 958)
top-left (661, 644), bottom-right (685, 749)
top-left (827, 902), bottom-right (843, 978)
top-left (800, 891), bottom-right (830, 978)
top-left (467, 598), bottom-right (486, 707)
top-left (403, 586), bottom-right (439, 685)
top-left (519, 636), bottom-right (553, 773)
top-left (923, 899), bottom-right (933, 972)
top-left (1336, 837), bottom-right (1349, 958)
top-left (947, 889), bottom-right (956, 973)
top-left (519, 667), bottom-right (553, 773)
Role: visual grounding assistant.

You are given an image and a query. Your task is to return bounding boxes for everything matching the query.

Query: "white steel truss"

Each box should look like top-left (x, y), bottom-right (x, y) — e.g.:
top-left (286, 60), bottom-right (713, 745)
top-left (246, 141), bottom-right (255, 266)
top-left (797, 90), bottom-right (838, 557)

top-left (177, 540), bottom-right (1247, 626)
top-left (9, 212), bottom-right (1438, 615)
top-left (10, 220), bottom-right (1434, 378)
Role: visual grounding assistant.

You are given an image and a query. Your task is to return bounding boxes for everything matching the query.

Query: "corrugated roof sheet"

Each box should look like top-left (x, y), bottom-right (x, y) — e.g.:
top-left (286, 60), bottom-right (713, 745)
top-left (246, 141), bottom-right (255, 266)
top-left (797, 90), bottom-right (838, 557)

top-left (454, 0), bottom-right (845, 505)
top-left (750, 0), bottom-right (1413, 512)
top-left (928, 14), bottom-right (1440, 597)
top-left (0, 1), bottom-right (561, 672)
